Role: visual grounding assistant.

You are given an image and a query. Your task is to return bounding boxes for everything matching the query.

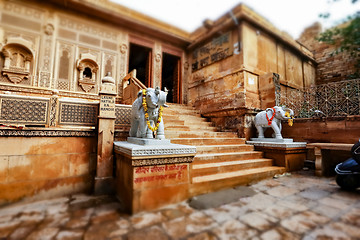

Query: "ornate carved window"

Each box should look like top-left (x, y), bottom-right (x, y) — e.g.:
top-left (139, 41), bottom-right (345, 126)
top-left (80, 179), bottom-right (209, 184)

top-left (76, 53), bottom-right (99, 93)
top-left (0, 37), bottom-right (34, 85)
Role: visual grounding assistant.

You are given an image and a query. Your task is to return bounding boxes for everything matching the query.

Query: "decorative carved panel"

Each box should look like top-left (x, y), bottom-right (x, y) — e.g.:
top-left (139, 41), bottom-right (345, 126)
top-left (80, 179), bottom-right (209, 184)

top-left (3, 2), bottom-right (44, 22)
top-left (59, 102), bottom-right (98, 126)
top-left (55, 42), bottom-right (74, 90)
top-left (0, 95), bottom-right (49, 125)
top-left (115, 104), bottom-right (131, 126)
top-left (279, 78), bottom-right (360, 118)
top-left (59, 16), bottom-right (117, 41)
top-left (39, 23), bottom-right (54, 88)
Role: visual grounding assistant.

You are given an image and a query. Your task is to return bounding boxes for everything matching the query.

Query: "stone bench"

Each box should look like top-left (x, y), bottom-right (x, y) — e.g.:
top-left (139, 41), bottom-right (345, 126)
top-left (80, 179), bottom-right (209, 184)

top-left (306, 143), bottom-right (353, 176)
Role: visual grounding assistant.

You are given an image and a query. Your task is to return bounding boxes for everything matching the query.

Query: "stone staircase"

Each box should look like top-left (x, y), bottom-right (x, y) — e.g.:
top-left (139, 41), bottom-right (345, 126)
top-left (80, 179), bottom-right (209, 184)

top-left (163, 103), bottom-right (285, 196)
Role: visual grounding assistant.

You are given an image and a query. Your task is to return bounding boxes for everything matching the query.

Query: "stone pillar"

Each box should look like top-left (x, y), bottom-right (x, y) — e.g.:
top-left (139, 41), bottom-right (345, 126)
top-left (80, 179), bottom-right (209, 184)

top-left (94, 73), bottom-right (117, 195)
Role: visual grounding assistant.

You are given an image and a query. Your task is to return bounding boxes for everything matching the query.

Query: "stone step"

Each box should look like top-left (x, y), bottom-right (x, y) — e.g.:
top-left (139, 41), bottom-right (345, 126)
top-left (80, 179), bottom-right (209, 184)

top-left (164, 124), bottom-right (216, 131)
top-left (165, 131), bottom-right (236, 139)
top-left (164, 112), bottom-right (201, 117)
top-left (166, 119), bottom-right (209, 125)
top-left (164, 119), bottom-right (185, 125)
top-left (190, 166), bottom-right (286, 196)
top-left (164, 115), bottom-right (210, 124)
top-left (163, 109), bottom-right (201, 115)
top-left (191, 159), bottom-right (274, 177)
top-left (165, 120), bottom-right (213, 128)
top-left (166, 103), bottom-right (199, 110)
top-left (193, 151), bottom-right (263, 164)
top-left (171, 138), bottom-right (246, 146)
top-left (196, 144), bottom-right (254, 154)
top-left (164, 125), bottom-right (191, 130)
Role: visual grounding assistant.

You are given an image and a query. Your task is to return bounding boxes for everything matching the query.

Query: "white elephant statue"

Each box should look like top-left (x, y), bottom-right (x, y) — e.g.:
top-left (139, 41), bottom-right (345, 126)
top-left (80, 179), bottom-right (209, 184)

top-left (129, 87), bottom-right (168, 139)
top-left (254, 106), bottom-right (294, 139)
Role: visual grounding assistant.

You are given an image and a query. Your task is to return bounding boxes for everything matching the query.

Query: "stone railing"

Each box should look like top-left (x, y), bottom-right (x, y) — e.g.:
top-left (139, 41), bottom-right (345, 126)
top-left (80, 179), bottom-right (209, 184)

top-left (0, 93), bottom-right (98, 136)
top-left (279, 78), bottom-right (360, 118)
top-left (122, 70), bottom-right (146, 105)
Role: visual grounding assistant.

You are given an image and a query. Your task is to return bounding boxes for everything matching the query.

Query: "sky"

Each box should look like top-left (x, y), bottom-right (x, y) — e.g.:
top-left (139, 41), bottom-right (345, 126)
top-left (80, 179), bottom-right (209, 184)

top-left (110, 0), bottom-right (360, 39)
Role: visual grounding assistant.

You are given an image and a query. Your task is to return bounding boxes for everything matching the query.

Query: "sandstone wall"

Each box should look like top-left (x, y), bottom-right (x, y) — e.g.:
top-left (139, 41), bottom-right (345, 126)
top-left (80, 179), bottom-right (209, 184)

top-left (0, 136), bottom-right (97, 205)
top-left (242, 22), bottom-right (316, 89)
top-left (282, 116), bottom-right (360, 144)
top-left (298, 22), bottom-right (357, 84)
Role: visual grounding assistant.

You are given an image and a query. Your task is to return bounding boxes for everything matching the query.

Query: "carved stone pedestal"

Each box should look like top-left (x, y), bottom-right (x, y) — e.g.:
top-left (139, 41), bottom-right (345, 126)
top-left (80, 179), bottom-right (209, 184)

top-left (247, 139), bottom-right (307, 172)
top-left (114, 139), bottom-right (196, 214)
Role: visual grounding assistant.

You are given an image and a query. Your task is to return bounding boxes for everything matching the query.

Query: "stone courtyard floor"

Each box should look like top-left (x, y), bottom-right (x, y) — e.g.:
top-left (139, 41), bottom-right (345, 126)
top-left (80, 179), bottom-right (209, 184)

top-left (0, 170), bottom-right (359, 240)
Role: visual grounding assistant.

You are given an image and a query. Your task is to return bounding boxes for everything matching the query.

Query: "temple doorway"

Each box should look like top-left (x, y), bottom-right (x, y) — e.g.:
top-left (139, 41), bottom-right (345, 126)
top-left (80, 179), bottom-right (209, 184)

top-left (161, 53), bottom-right (181, 103)
top-left (128, 43), bottom-right (152, 87)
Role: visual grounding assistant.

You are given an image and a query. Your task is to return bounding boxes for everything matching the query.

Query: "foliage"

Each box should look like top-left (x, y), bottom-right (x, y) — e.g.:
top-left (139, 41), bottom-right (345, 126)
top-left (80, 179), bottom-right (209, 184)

top-left (317, 0), bottom-right (360, 78)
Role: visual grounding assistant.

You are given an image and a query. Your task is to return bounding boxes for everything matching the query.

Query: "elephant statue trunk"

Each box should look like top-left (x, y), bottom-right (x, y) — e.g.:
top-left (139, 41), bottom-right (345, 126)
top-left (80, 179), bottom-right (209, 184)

top-left (254, 106), bottom-right (294, 139)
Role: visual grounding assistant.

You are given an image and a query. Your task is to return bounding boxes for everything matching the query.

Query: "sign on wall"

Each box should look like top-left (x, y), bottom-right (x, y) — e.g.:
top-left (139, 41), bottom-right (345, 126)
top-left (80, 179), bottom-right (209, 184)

top-left (192, 32), bottom-right (233, 71)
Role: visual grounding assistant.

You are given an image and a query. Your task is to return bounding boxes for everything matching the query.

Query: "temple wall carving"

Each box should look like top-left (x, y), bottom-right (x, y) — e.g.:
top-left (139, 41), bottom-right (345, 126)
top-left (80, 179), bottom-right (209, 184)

top-left (0, 0), bottom-right (184, 103)
top-left (0, 0), bottom-right (123, 99)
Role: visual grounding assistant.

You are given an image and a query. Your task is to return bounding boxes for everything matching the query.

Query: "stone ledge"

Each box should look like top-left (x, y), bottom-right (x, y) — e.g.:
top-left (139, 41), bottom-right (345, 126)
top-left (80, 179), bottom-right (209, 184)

top-left (250, 138), bottom-right (294, 143)
top-left (114, 141), bottom-right (196, 158)
top-left (127, 137), bottom-right (171, 146)
top-left (246, 140), bottom-right (307, 148)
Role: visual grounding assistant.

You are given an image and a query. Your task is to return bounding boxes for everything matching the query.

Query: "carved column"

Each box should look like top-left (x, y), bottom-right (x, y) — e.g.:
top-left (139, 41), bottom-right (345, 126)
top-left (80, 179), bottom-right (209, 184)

top-left (94, 73), bottom-right (117, 195)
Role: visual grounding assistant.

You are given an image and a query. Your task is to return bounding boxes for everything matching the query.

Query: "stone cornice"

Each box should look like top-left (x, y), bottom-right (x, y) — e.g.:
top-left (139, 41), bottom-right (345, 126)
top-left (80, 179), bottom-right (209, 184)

top-left (0, 128), bottom-right (96, 137)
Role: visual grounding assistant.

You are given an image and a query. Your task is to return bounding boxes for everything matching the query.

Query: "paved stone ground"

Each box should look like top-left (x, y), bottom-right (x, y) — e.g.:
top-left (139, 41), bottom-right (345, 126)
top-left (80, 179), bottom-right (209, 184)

top-left (1, 170), bottom-right (360, 240)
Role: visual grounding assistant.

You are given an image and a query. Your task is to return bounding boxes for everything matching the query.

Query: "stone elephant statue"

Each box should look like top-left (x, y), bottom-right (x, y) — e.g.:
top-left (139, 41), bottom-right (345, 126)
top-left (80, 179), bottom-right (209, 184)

top-left (254, 106), bottom-right (294, 139)
top-left (129, 87), bottom-right (168, 139)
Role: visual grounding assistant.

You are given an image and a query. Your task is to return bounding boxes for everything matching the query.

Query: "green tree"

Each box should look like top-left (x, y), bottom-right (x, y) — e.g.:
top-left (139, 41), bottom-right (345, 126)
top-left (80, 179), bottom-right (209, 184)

top-left (317, 0), bottom-right (360, 78)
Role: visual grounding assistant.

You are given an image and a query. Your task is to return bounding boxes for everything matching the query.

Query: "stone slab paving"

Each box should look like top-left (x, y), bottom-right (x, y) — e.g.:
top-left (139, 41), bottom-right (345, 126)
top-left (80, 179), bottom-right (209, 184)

top-left (0, 170), bottom-right (359, 240)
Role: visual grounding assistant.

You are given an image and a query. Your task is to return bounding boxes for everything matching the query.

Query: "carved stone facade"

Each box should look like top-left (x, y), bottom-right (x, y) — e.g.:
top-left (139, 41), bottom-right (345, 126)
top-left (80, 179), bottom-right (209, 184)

top-left (0, 0), bottom-right (187, 102)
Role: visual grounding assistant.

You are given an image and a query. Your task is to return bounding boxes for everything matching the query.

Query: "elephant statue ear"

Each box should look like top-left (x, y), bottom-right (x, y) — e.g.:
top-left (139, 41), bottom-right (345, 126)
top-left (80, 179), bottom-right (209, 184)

top-left (155, 86), bottom-right (160, 95)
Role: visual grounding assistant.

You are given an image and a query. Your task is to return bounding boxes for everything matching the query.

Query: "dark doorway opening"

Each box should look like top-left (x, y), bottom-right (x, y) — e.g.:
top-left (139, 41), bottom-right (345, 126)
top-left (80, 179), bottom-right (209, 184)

top-left (162, 53), bottom-right (181, 103)
top-left (128, 43), bottom-right (152, 87)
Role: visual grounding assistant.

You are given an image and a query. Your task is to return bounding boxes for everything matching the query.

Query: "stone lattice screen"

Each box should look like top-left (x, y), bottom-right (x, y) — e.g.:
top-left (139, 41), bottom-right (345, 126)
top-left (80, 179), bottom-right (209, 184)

top-left (58, 101), bottom-right (98, 126)
top-left (0, 94), bottom-right (99, 128)
top-left (115, 104), bottom-right (131, 127)
top-left (0, 95), bottom-right (50, 125)
top-left (279, 78), bottom-right (360, 118)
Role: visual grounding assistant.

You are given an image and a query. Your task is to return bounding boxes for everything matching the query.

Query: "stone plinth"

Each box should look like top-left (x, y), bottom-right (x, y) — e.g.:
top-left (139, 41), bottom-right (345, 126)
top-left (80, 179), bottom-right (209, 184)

top-left (247, 139), bottom-right (307, 172)
top-left (114, 139), bottom-right (196, 214)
